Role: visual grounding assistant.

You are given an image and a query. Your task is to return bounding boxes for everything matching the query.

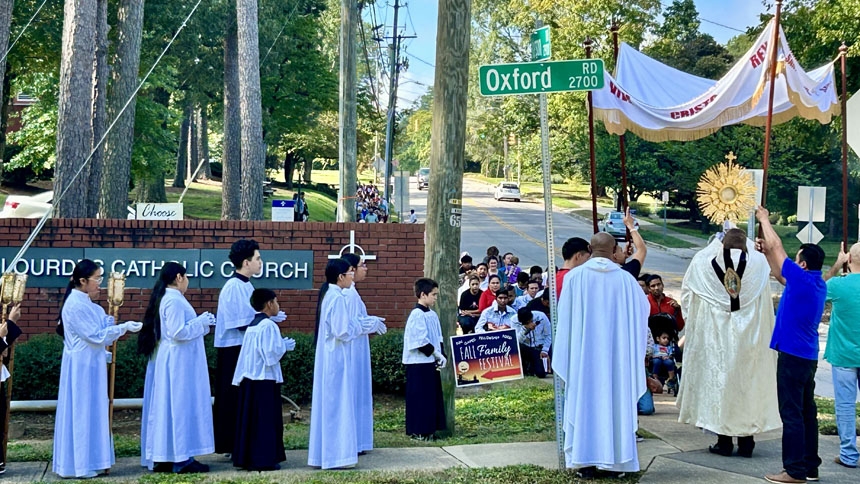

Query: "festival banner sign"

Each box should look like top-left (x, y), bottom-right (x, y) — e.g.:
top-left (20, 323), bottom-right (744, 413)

top-left (450, 329), bottom-right (523, 387)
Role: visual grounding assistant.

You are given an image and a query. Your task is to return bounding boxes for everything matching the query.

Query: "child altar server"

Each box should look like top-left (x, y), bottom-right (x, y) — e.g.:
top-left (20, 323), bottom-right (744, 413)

top-left (231, 289), bottom-right (296, 471)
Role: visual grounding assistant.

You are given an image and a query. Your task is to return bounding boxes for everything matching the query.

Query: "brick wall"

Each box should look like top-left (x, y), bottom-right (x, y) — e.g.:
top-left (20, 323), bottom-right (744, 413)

top-left (0, 219), bottom-right (425, 340)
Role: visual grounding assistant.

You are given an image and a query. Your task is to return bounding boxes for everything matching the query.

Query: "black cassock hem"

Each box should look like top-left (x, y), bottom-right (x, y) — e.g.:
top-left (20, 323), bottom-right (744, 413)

top-left (232, 378), bottom-right (286, 470)
top-left (405, 362), bottom-right (446, 436)
top-left (214, 346), bottom-right (242, 453)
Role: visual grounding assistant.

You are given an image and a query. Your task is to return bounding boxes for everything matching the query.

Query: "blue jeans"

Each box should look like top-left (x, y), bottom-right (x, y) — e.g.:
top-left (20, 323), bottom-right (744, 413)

top-left (651, 358), bottom-right (676, 377)
top-left (832, 366), bottom-right (860, 466)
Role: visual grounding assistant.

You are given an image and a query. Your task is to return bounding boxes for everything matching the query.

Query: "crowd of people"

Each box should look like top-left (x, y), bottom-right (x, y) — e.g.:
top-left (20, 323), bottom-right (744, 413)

top-left (354, 184), bottom-right (388, 223)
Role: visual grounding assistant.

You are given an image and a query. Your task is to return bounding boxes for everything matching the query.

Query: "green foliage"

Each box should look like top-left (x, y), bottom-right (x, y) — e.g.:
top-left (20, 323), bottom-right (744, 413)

top-left (629, 202), bottom-right (651, 217)
top-left (280, 332), bottom-right (315, 403)
top-left (11, 333), bottom-right (63, 400)
top-left (113, 338), bottom-right (149, 399)
top-left (369, 330), bottom-right (407, 395)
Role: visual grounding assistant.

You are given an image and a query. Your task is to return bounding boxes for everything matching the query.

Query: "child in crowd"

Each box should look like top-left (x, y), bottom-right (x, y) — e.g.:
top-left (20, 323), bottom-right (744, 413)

top-left (651, 331), bottom-right (678, 394)
top-left (402, 278), bottom-right (446, 441)
top-left (506, 255), bottom-right (521, 285)
top-left (232, 289), bottom-right (296, 471)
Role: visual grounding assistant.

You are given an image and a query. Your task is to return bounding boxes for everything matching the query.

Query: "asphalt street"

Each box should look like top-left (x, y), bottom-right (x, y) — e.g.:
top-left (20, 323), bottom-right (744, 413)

top-left (405, 176), bottom-right (692, 285)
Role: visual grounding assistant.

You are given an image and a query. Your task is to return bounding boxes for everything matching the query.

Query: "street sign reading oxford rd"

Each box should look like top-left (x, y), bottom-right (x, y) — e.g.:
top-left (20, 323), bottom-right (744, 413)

top-left (479, 59), bottom-right (605, 97)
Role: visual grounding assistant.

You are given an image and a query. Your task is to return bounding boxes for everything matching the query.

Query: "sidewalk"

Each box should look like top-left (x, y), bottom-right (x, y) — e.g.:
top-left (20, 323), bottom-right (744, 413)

top-left (7, 396), bottom-right (855, 483)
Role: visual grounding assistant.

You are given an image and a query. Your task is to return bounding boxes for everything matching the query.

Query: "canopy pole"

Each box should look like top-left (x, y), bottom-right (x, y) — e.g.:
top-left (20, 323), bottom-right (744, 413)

top-left (611, 22), bottom-right (630, 241)
top-left (585, 37), bottom-right (599, 234)
top-left (840, 42), bottom-right (849, 271)
top-left (759, 0), bottom-right (783, 206)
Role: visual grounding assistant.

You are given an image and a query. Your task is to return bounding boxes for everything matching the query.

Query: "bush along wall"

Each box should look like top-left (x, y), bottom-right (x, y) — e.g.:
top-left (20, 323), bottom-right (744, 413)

top-left (12, 328), bottom-right (408, 403)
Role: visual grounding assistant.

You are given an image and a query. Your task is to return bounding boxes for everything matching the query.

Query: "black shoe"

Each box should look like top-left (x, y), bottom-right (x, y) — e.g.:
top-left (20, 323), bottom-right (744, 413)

top-left (175, 459), bottom-right (210, 474)
top-left (575, 466), bottom-right (596, 479)
top-left (708, 435), bottom-right (733, 457)
top-left (153, 462), bottom-right (173, 473)
top-left (806, 467), bottom-right (819, 481)
top-left (737, 436), bottom-right (755, 458)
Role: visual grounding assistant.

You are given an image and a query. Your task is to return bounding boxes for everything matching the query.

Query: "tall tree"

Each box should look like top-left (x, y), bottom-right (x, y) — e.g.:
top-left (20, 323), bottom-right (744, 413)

top-left (222, 15), bottom-right (241, 219)
top-left (54, 0), bottom-right (98, 218)
top-left (237, 0), bottom-right (264, 220)
top-left (425, 0), bottom-right (470, 436)
top-left (0, 0), bottom-right (14, 180)
top-left (87, 0), bottom-right (108, 218)
top-left (196, 104), bottom-right (211, 179)
top-left (100, 0), bottom-right (145, 218)
top-left (188, 103), bottom-right (198, 181)
top-left (337, 0), bottom-right (358, 222)
top-left (173, 101), bottom-right (191, 188)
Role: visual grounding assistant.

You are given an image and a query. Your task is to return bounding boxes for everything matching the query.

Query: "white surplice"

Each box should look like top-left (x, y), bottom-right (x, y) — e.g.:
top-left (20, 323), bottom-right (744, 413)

top-left (553, 257), bottom-right (648, 472)
top-left (308, 285), bottom-right (364, 469)
top-left (53, 290), bottom-right (129, 478)
top-left (145, 288), bottom-right (214, 463)
top-left (232, 316), bottom-right (286, 385)
top-left (677, 238), bottom-right (780, 436)
top-left (345, 284), bottom-right (377, 453)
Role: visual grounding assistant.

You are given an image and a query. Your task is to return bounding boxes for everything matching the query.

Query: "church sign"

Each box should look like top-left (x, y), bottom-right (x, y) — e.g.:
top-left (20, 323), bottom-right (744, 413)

top-left (0, 248), bottom-right (314, 290)
top-left (451, 329), bottom-right (523, 387)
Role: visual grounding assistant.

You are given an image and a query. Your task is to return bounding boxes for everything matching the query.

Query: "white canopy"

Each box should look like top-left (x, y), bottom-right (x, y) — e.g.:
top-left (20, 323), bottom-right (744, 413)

top-left (592, 20), bottom-right (840, 142)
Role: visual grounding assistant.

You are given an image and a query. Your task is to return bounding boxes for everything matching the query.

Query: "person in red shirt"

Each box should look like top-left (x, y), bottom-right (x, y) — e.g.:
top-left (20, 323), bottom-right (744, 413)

top-left (646, 274), bottom-right (685, 330)
top-left (478, 275), bottom-right (502, 312)
top-left (555, 237), bottom-right (591, 298)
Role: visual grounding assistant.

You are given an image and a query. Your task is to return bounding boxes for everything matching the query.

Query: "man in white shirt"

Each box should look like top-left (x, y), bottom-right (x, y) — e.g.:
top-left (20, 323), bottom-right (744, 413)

top-left (408, 209), bottom-right (418, 224)
top-left (476, 287), bottom-right (517, 332)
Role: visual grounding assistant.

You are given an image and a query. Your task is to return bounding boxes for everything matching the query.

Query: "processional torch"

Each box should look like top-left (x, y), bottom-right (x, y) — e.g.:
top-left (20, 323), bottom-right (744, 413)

top-left (107, 272), bottom-right (126, 429)
top-left (1, 272), bottom-right (27, 465)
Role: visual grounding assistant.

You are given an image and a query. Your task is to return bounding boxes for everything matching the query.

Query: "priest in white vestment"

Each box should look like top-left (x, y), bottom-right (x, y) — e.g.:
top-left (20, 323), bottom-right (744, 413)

top-left (553, 233), bottom-right (649, 476)
top-left (677, 229), bottom-right (780, 457)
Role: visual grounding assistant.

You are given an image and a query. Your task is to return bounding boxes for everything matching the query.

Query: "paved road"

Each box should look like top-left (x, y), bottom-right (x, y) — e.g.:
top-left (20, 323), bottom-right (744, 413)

top-left (405, 177), bottom-right (692, 286)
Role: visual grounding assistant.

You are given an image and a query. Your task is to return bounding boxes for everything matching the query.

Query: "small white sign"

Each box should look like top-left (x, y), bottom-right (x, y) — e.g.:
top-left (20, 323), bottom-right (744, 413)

top-left (661, 191), bottom-right (669, 203)
top-left (847, 91), bottom-right (860, 156)
top-left (796, 223), bottom-right (825, 245)
top-left (796, 186), bottom-right (826, 222)
top-left (744, 169), bottom-right (764, 206)
top-left (135, 203), bottom-right (183, 220)
top-left (271, 199), bottom-right (295, 222)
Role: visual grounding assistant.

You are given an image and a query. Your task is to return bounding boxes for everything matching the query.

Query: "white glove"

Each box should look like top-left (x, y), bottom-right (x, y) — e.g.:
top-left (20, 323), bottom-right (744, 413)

top-left (194, 312), bottom-right (216, 326)
top-left (271, 311), bottom-right (287, 323)
top-left (374, 319), bottom-right (387, 335)
top-left (122, 321), bottom-right (143, 333)
top-left (283, 337), bottom-right (296, 351)
top-left (105, 350), bottom-right (113, 364)
top-left (432, 350), bottom-right (447, 370)
top-left (359, 316), bottom-right (379, 333)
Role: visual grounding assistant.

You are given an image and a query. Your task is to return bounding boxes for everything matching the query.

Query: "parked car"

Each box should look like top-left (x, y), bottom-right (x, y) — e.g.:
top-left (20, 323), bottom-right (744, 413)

top-left (493, 182), bottom-right (521, 202)
top-left (416, 167), bottom-right (430, 190)
top-left (0, 191), bottom-right (53, 218)
top-left (0, 190), bottom-right (137, 219)
top-left (599, 211), bottom-right (639, 238)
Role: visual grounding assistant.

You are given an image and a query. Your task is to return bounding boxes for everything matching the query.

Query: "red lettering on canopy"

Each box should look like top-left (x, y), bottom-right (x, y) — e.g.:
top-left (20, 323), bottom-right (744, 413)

top-left (750, 41), bottom-right (768, 69)
top-left (609, 81), bottom-right (632, 103)
top-left (669, 94), bottom-right (718, 120)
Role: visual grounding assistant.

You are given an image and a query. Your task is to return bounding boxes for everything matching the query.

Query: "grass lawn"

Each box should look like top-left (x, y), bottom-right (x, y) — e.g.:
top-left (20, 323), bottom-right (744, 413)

top-left (164, 181), bottom-right (336, 222)
top-left (816, 396), bottom-right (860, 435)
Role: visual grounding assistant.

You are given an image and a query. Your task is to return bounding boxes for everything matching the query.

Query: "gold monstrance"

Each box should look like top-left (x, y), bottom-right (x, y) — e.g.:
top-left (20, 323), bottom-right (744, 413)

top-left (696, 153), bottom-right (757, 224)
top-left (106, 272), bottom-right (126, 428)
top-left (1, 272), bottom-right (26, 465)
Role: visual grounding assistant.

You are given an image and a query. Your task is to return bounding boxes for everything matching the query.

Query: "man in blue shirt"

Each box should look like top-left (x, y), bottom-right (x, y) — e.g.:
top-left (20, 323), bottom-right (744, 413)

top-left (755, 207), bottom-right (827, 484)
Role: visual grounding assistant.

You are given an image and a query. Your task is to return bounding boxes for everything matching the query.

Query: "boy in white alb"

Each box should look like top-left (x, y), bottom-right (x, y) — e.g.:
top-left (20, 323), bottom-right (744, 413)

top-left (231, 289), bottom-right (295, 471)
top-left (402, 278), bottom-right (446, 441)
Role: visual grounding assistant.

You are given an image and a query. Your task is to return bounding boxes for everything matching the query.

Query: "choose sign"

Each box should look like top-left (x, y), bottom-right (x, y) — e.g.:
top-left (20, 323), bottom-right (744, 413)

top-left (479, 59), bottom-right (605, 97)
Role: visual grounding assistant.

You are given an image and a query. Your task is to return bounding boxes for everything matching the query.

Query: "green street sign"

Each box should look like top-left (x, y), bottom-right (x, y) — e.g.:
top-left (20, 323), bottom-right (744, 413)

top-left (530, 26), bottom-right (551, 61)
top-left (479, 59), bottom-right (605, 97)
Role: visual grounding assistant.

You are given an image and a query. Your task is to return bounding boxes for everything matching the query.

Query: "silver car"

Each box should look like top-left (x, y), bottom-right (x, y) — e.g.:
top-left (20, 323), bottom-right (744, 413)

top-left (416, 167), bottom-right (430, 190)
top-left (493, 182), bottom-right (521, 202)
top-left (599, 211), bottom-right (639, 238)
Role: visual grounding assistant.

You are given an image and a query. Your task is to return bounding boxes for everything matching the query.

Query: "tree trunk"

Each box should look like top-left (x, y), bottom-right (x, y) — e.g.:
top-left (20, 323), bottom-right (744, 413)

top-left (173, 102), bottom-right (191, 188)
top-left (87, 0), bottom-right (109, 218)
top-left (0, 70), bottom-right (12, 183)
top-left (99, 0), bottom-right (145, 218)
top-left (54, 0), bottom-right (98, 218)
top-left (196, 104), bottom-right (211, 180)
top-left (136, 86), bottom-right (170, 204)
top-left (0, 0), bottom-right (14, 182)
top-left (221, 17), bottom-right (241, 219)
top-left (337, 0), bottom-right (358, 222)
top-left (303, 156), bottom-right (312, 184)
top-left (283, 152), bottom-right (295, 189)
top-left (188, 104), bottom-right (199, 182)
top-left (424, 0), bottom-right (470, 437)
top-left (236, 0), bottom-right (264, 220)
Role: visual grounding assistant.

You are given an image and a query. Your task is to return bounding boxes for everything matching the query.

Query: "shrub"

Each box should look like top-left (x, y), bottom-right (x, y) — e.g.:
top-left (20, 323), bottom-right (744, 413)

top-left (629, 202), bottom-right (651, 217)
top-left (113, 338), bottom-right (148, 398)
top-left (208, 161), bottom-right (223, 178)
top-left (11, 333), bottom-right (63, 400)
top-left (280, 332), bottom-right (315, 403)
top-left (369, 330), bottom-right (406, 395)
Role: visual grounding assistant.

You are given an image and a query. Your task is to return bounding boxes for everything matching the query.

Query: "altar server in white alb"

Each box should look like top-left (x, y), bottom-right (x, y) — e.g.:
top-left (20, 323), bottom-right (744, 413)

top-left (142, 262), bottom-right (216, 473)
top-left (342, 253), bottom-right (387, 453)
top-left (553, 233), bottom-right (649, 478)
top-left (402, 278), bottom-right (447, 441)
top-left (678, 229), bottom-right (779, 458)
top-left (53, 260), bottom-right (143, 479)
top-left (308, 259), bottom-right (365, 469)
top-left (231, 289), bottom-right (296, 471)
top-left (214, 239), bottom-right (286, 454)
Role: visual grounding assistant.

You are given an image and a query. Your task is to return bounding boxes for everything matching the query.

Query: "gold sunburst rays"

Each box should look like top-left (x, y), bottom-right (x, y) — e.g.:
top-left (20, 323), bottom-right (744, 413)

top-left (696, 160), bottom-right (757, 224)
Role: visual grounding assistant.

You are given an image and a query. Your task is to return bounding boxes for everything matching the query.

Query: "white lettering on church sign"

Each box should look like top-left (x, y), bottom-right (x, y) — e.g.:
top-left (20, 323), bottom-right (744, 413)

top-left (0, 248), bottom-right (314, 289)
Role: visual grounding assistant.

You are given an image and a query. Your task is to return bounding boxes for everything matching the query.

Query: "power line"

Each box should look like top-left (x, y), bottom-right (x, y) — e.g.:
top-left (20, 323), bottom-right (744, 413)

top-left (0, 0), bottom-right (50, 66)
top-left (659, 1), bottom-right (748, 34)
top-left (406, 50), bottom-right (434, 68)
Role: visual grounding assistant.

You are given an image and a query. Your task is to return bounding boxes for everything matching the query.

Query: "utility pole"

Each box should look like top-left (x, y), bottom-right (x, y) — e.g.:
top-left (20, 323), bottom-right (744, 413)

top-left (424, 0), bottom-right (470, 437)
top-left (338, 0), bottom-right (358, 222)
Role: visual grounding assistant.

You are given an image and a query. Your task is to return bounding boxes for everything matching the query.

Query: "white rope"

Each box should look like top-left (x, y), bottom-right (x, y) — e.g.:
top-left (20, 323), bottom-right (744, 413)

top-left (6, 0), bottom-right (205, 272)
top-left (0, 0), bottom-right (50, 67)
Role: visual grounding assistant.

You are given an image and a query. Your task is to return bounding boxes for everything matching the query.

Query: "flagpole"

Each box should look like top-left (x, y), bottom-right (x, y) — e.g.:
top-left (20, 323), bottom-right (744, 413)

top-left (585, 37), bottom-right (599, 234)
top-left (611, 22), bottom-right (630, 241)
top-left (840, 42), bottom-right (849, 271)
top-left (759, 0), bottom-right (783, 207)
